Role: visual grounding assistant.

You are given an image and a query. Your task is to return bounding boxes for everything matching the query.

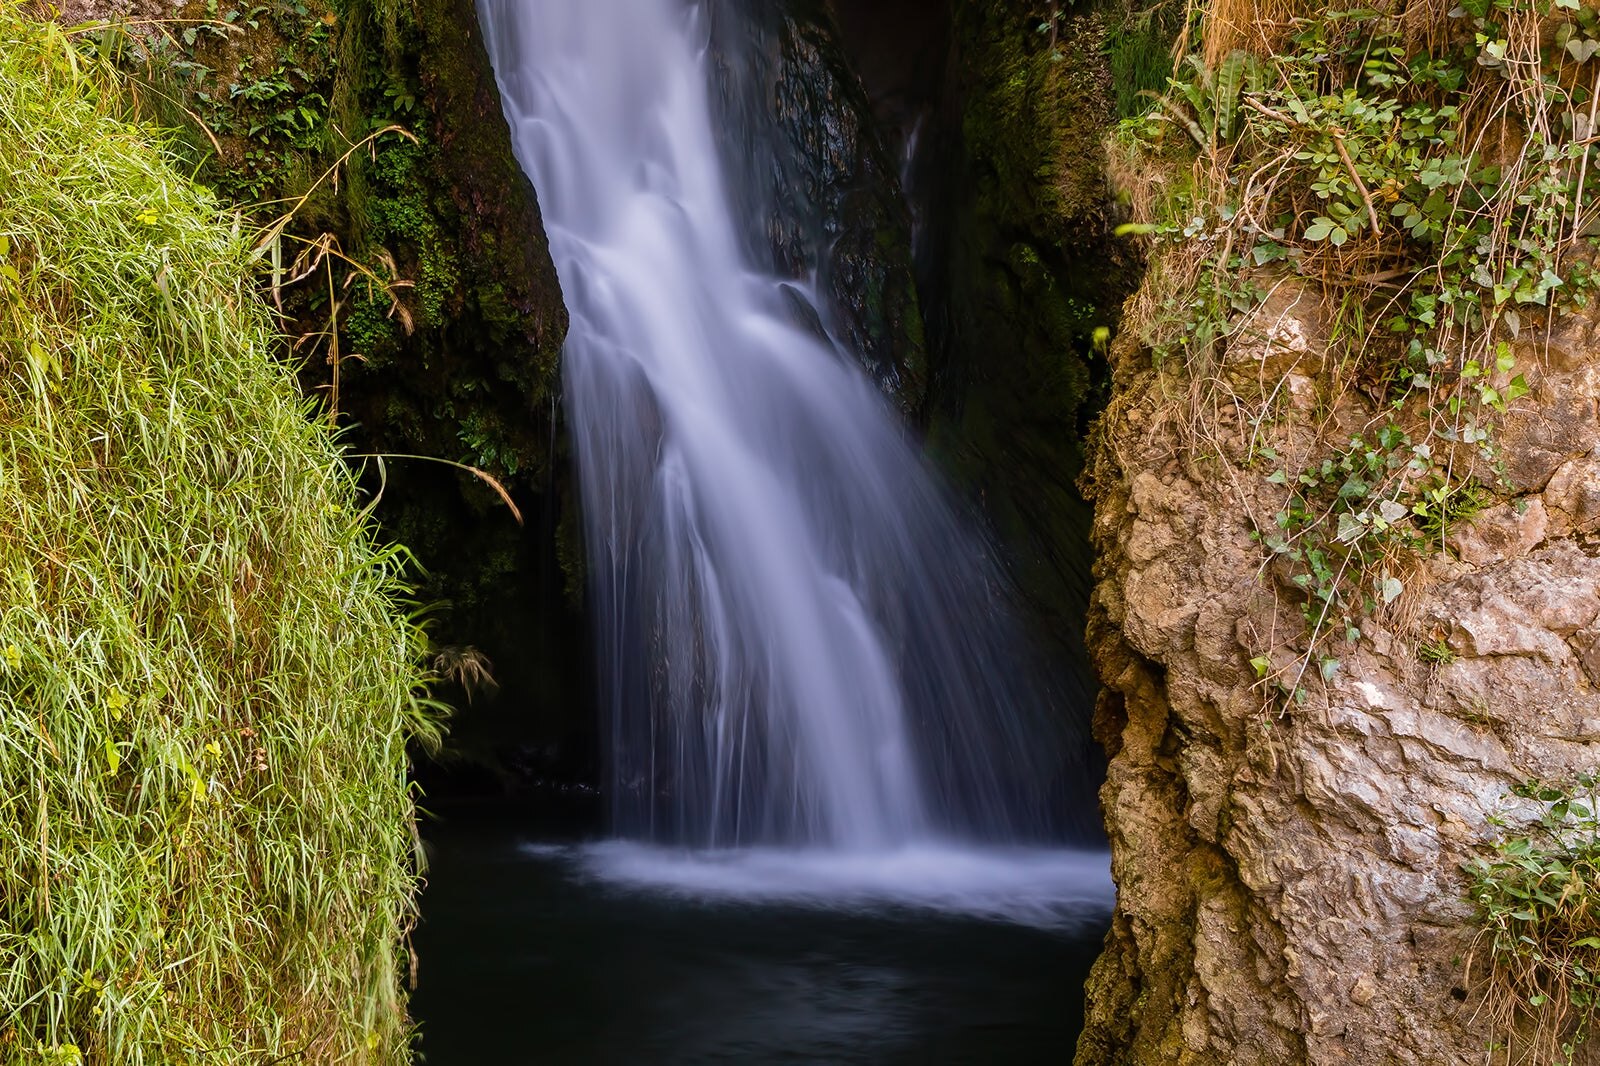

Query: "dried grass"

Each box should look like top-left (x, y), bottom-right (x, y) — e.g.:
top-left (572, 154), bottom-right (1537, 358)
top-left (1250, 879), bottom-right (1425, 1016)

top-left (1198, 0), bottom-right (1307, 68)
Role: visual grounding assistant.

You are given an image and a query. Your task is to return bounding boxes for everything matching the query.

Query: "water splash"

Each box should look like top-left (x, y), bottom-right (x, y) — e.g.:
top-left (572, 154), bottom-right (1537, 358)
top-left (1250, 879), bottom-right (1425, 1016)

top-left (480, 0), bottom-right (1085, 848)
top-left (525, 841), bottom-right (1113, 931)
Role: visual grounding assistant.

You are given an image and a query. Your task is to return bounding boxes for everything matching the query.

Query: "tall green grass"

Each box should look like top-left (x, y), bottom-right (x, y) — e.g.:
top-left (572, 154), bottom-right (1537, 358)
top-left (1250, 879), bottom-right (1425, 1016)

top-left (0, 9), bottom-right (439, 1063)
top-left (1105, 1), bottom-right (1183, 119)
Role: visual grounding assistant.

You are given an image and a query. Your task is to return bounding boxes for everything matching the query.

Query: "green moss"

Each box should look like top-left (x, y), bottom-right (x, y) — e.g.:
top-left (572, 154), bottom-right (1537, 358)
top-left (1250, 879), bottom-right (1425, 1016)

top-left (923, 4), bottom-right (1135, 646)
top-left (1104, 0), bottom-right (1184, 119)
top-left (0, 16), bottom-right (436, 1061)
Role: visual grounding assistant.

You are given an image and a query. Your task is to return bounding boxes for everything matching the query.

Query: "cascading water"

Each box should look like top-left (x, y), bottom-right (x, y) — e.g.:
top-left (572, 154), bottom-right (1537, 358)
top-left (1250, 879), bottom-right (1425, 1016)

top-left (480, 0), bottom-right (1091, 855)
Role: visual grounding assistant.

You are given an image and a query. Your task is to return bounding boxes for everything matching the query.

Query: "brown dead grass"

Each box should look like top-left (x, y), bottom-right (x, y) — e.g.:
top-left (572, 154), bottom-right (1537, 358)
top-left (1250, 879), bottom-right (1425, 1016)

top-left (1198, 0), bottom-right (1307, 68)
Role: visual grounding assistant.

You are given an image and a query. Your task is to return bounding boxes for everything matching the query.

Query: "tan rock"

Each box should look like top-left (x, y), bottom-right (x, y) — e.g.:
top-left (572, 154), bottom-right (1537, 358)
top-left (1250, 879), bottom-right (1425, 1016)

top-left (1079, 297), bottom-right (1600, 1066)
top-left (1545, 456), bottom-right (1600, 533)
top-left (1224, 285), bottom-right (1325, 390)
top-left (1449, 498), bottom-right (1548, 567)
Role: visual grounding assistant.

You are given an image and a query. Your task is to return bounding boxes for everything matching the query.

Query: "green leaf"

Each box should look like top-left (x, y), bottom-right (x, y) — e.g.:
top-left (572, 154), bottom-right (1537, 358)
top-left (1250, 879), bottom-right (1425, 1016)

top-left (1336, 512), bottom-right (1367, 543)
top-left (1215, 51), bottom-right (1249, 142)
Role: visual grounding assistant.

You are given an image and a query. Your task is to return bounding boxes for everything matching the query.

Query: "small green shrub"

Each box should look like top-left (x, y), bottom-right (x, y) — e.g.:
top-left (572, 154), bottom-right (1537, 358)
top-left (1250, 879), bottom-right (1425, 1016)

top-left (1470, 776), bottom-right (1600, 1065)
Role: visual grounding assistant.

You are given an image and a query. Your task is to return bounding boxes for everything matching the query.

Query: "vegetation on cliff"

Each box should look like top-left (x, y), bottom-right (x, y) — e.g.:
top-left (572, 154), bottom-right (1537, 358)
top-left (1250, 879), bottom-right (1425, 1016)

top-left (1083, 0), bottom-right (1600, 1061)
top-left (0, 13), bottom-right (437, 1060)
top-left (1114, 0), bottom-right (1598, 694)
top-left (81, 0), bottom-right (576, 771)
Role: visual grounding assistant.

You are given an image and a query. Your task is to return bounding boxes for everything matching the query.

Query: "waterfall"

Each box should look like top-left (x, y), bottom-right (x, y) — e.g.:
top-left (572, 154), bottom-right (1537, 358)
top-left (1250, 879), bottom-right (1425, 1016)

top-left (480, 0), bottom-right (1083, 850)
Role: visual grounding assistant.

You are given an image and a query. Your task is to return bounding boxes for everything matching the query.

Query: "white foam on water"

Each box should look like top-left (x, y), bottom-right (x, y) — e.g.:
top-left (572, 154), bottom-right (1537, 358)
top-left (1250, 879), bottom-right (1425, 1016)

top-left (519, 840), bottom-right (1113, 931)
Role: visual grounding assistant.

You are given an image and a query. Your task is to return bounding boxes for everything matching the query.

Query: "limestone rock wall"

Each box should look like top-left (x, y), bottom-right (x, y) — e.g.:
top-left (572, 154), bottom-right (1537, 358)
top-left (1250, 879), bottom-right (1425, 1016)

top-left (1077, 289), bottom-right (1600, 1063)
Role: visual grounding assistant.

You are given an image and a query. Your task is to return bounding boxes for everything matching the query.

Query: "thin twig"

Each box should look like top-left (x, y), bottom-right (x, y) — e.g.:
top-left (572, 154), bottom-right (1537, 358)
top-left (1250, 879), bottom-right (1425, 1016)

top-left (1574, 66), bottom-right (1600, 243)
top-left (350, 454), bottom-right (523, 525)
top-left (1330, 129), bottom-right (1382, 236)
top-left (1242, 95), bottom-right (1294, 125)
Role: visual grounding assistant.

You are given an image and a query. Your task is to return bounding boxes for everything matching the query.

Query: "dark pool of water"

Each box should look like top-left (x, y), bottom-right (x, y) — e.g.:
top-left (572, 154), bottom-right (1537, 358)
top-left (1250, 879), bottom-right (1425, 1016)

top-left (412, 811), bottom-right (1108, 1065)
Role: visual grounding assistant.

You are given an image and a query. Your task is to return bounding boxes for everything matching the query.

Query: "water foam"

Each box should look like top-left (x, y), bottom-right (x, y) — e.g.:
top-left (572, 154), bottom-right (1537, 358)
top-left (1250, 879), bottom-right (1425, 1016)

top-left (518, 840), bottom-right (1113, 930)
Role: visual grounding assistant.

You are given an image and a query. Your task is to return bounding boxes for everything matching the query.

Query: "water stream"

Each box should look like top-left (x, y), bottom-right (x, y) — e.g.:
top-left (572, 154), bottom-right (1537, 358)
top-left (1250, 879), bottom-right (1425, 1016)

top-left (481, 0), bottom-right (1088, 851)
top-left (428, 2), bottom-right (1113, 1057)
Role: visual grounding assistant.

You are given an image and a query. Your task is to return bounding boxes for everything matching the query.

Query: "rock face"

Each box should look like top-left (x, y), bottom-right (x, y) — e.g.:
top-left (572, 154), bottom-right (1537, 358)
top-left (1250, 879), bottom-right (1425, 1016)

top-left (707, 0), bottom-right (927, 415)
top-left (334, 0), bottom-right (584, 771)
top-left (1077, 289), bottom-right (1600, 1063)
top-left (920, 0), bottom-right (1131, 659)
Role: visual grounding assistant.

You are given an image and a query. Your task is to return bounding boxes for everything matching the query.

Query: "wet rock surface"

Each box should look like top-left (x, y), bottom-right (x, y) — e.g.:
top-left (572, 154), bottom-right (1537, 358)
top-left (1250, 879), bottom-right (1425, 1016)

top-left (707, 0), bottom-right (926, 415)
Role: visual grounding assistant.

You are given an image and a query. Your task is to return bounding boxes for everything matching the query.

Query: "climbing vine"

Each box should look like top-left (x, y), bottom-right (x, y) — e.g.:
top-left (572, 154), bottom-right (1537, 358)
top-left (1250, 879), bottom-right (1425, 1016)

top-left (1115, 0), bottom-right (1600, 704)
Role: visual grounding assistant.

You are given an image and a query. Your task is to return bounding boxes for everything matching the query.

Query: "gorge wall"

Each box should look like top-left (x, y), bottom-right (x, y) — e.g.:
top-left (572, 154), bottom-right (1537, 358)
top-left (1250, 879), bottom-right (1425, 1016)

top-left (1076, 3), bottom-right (1600, 1061)
top-left (1078, 290), bottom-right (1600, 1064)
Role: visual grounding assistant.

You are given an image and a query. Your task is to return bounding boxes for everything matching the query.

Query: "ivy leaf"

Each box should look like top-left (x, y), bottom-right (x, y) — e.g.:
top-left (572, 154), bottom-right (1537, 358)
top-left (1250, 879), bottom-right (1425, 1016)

top-left (1378, 500), bottom-right (1409, 524)
top-left (1338, 475), bottom-right (1371, 499)
top-left (1304, 217), bottom-right (1336, 241)
top-left (1336, 512), bottom-right (1367, 543)
top-left (1252, 241), bottom-right (1291, 265)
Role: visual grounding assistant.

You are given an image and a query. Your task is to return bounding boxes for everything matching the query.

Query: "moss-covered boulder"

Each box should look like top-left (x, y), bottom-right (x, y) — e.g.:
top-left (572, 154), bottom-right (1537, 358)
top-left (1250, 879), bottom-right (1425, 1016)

top-left (337, 0), bottom-right (567, 472)
top-left (0, 14), bottom-right (433, 1061)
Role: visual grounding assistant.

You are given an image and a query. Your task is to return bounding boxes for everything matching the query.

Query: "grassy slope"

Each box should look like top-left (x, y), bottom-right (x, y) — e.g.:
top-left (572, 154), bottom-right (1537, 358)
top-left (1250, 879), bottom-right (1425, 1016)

top-left (0, 10), bottom-right (435, 1063)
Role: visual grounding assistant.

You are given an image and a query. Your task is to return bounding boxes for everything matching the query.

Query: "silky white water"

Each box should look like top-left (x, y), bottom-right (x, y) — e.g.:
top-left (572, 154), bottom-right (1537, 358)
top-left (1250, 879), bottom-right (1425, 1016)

top-left (480, 0), bottom-right (1086, 850)
top-left (519, 841), bottom-right (1112, 930)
